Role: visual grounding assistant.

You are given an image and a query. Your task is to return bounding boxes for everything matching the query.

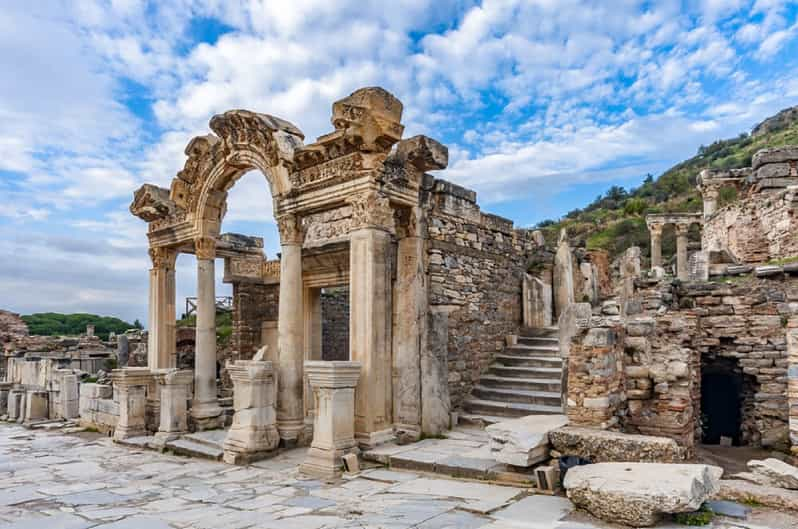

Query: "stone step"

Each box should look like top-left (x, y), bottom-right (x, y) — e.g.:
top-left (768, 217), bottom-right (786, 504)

top-left (463, 398), bottom-right (563, 418)
top-left (472, 385), bottom-right (562, 406)
top-left (521, 327), bottom-right (559, 338)
top-left (488, 364), bottom-right (563, 378)
top-left (181, 429), bottom-right (227, 450)
top-left (479, 374), bottom-right (562, 392)
top-left (517, 336), bottom-right (559, 347)
top-left (504, 344), bottom-right (560, 357)
top-left (493, 355), bottom-right (562, 368)
top-left (457, 413), bottom-right (508, 427)
top-left (166, 438), bottom-right (224, 461)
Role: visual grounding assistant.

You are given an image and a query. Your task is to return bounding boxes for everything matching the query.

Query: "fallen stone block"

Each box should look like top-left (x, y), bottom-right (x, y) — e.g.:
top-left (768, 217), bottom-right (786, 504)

top-left (486, 414), bottom-right (569, 467)
top-left (549, 426), bottom-right (685, 463)
top-left (563, 462), bottom-right (723, 527)
top-left (748, 458), bottom-right (798, 490)
top-left (717, 479), bottom-right (798, 511)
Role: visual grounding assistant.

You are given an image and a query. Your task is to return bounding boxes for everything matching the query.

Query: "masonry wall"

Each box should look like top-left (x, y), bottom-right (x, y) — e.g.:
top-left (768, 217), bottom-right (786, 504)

top-left (425, 180), bottom-right (539, 409)
top-left (702, 187), bottom-right (798, 264)
top-left (231, 282), bottom-right (279, 362)
top-left (321, 287), bottom-right (349, 361)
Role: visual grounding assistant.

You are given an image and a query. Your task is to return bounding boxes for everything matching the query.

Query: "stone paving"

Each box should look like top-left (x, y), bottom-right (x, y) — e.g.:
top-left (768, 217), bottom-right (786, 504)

top-left (1, 425), bottom-right (796, 529)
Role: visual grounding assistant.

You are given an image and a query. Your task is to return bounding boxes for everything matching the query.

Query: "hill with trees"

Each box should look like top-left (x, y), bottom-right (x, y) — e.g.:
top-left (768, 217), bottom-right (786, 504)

top-left (22, 313), bottom-right (141, 341)
top-left (537, 105), bottom-right (798, 262)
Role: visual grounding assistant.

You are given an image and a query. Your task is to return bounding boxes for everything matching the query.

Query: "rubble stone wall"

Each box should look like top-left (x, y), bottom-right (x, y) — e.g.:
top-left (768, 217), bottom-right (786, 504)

top-left (231, 282), bottom-right (279, 363)
top-left (425, 179), bottom-right (539, 408)
top-left (702, 187), bottom-right (798, 264)
top-left (321, 287), bottom-right (349, 361)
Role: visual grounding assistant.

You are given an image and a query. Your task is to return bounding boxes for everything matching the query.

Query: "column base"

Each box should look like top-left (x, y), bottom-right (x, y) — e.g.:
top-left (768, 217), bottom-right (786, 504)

top-left (393, 423), bottom-right (421, 445)
top-left (299, 446), bottom-right (359, 480)
top-left (356, 427), bottom-right (395, 450)
top-left (113, 425), bottom-right (147, 441)
top-left (278, 419), bottom-right (310, 447)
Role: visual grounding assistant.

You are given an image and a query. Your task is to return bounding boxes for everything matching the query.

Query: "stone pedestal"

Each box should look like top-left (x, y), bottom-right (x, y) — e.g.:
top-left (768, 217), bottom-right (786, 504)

top-left (24, 390), bottom-right (49, 423)
top-left (112, 368), bottom-right (151, 441)
top-left (0, 382), bottom-right (12, 416)
top-left (8, 389), bottom-right (24, 421)
top-left (59, 373), bottom-right (79, 419)
top-left (223, 360), bottom-right (279, 464)
top-left (153, 369), bottom-right (192, 448)
top-left (300, 361), bottom-right (361, 479)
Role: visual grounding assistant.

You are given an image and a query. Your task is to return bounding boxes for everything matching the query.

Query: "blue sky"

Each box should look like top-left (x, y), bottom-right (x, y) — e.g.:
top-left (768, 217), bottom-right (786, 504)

top-left (2, 0), bottom-right (798, 324)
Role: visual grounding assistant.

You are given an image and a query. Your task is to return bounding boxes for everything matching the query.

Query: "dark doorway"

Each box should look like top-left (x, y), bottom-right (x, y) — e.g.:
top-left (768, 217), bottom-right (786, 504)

top-left (701, 357), bottom-right (743, 445)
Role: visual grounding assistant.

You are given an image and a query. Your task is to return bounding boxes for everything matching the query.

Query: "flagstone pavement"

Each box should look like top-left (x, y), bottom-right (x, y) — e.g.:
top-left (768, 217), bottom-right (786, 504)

top-left (0, 425), bottom-right (795, 529)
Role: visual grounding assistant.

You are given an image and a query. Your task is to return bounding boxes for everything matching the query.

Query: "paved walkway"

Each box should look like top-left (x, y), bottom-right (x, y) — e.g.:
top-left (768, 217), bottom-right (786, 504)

top-left (0, 425), bottom-right (795, 529)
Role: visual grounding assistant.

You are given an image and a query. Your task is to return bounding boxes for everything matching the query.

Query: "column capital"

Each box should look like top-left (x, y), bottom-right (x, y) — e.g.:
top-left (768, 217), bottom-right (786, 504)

top-left (149, 246), bottom-right (177, 269)
top-left (195, 237), bottom-right (216, 260)
top-left (348, 189), bottom-right (395, 232)
top-left (648, 223), bottom-right (663, 237)
top-left (675, 223), bottom-right (690, 236)
top-left (277, 213), bottom-right (305, 245)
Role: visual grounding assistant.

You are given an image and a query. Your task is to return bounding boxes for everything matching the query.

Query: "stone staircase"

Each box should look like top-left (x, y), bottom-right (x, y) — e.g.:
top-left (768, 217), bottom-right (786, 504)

top-left (462, 327), bottom-right (564, 425)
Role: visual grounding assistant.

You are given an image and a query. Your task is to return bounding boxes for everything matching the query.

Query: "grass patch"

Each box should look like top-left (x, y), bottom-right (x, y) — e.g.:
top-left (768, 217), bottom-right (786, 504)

top-left (673, 504), bottom-right (714, 525)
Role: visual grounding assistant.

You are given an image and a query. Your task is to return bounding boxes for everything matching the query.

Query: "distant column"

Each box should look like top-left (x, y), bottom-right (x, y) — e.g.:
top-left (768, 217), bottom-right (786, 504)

top-left (649, 224), bottom-right (663, 270)
top-left (702, 185), bottom-right (719, 218)
top-left (676, 224), bottom-right (689, 281)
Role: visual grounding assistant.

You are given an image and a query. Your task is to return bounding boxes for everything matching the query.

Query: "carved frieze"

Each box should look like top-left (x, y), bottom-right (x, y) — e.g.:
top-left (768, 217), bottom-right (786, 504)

top-left (304, 207), bottom-right (353, 245)
top-left (262, 259), bottom-right (280, 282)
top-left (291, 152), bottom-right (365, 189)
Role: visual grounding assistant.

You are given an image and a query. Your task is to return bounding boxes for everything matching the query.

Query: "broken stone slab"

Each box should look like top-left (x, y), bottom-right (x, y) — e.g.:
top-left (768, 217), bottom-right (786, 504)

top-left (755, 265), bottom-right (783, 277)
top-left (718, 478), bottom-right (798, 511)
top-left (486, 415), bottom-right (569, 467)
top-left (748, 458), bottom-right (798, 489)
top-left (563, 462), bottom-right (723, 527)
top-left (548, 426), bottom-right (685, 463)
top-left (704, 499), bottom-right (750, 519)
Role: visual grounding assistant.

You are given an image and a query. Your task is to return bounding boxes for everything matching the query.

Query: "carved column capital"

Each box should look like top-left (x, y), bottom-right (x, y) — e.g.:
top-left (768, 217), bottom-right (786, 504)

top-left (195, 237), bottom-right (216, 260)
top-left (149, 246), bottom-right (177, 269)
top-left (348, 190), bottom-right (395, 233)
top-left (648, 223), bottom-right (663, 237)
top-left (675, 223), bottom-right (690, 236)
top-left (277, 213), bottom-right (305, 245)
top-left (394, 206), bottom-right (425, 239)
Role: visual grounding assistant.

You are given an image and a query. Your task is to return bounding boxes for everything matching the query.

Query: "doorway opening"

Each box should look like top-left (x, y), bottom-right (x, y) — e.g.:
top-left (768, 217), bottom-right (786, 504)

top-left (321, 286), bottom-right (350, 361)
top-left (701, 356), bottom-right (743, 445)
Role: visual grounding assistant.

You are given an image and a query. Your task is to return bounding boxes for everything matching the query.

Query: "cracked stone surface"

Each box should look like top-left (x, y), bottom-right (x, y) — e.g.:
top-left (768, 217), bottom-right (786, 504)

top-left (0, 424), bottom-right (796, 529)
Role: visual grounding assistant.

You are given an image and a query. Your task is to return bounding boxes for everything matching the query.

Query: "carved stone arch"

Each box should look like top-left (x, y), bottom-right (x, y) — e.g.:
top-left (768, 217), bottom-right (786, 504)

top-left (169, 109), bottom-right (305, 240)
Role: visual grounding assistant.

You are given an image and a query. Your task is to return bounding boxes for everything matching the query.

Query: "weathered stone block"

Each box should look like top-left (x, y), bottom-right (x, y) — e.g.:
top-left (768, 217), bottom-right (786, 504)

top-left (549, 427), bottom-right (686, 463)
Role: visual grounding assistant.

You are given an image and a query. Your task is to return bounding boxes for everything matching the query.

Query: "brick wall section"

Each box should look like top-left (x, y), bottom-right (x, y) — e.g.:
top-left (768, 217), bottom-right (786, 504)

top-left (567, 321), bottom-right (626, 429)
top-left (321, 287), bottom-right (349, 361)
top-left (426, 180), bottom-right (539, 409)
top-left (629, 276), bottom-right (795, 449)
top-left (703, 187), bottom-right (798, 264)
top-left (231, 282), bottom-right (279, 362)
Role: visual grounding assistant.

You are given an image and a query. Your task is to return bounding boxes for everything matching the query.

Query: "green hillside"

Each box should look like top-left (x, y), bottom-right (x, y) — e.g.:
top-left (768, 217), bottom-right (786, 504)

top-left (537, 106), bottom-right (798, 262)
top-left (22, 313), bottom-right (141, 341)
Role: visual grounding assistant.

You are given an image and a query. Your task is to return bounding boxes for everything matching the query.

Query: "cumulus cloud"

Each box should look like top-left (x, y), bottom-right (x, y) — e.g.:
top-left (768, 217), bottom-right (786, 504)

top-left (2, 0), bottom-right (798, 321)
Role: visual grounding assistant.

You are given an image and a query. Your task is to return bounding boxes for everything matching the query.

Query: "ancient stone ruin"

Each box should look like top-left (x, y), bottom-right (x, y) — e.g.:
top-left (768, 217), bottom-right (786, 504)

top-left (5, 87), bottom-right (798, 527)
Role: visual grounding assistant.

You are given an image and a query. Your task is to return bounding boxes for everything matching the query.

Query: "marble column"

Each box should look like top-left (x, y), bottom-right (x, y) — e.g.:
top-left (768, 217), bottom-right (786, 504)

top-left (702, 185), bottom-right (719, 218)
top-left (649, 224), bottom-right (663, 270)
top-left (147, 247), bottom-right (177, 369)
top-left (348, 190), bottom-right (394, 448)
top-left (300, 361), bottom-right (361, 479)
top-left (153, 369), bottom-right (192, 448)
top-left (111, 368), bottom-right (151, 440)
top-left (392, 207), bottom-right (425, 443)
top-left (191, 237), bottom-right (222, 427)
top-left (676, 224), bottom-right (689, 281)
top-left (223, 359), bottom-right (279, 464)
top-left (276, 214), bottom-right (306, 445)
